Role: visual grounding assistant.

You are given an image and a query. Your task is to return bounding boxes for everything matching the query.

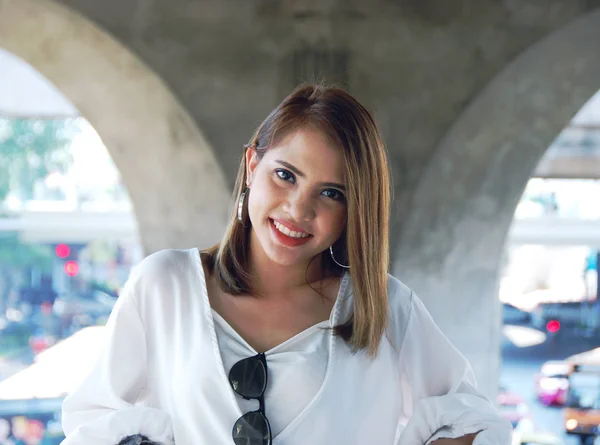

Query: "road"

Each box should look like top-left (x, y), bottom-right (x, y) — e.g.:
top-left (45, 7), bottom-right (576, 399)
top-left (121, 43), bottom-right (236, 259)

top-left (502, 326), bottom-right (600, 445)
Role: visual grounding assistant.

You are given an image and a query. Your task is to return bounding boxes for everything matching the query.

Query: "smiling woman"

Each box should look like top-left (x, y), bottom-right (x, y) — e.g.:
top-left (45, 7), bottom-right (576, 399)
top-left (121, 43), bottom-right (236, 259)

top-left (60, 84), bottom-right (512, 445)
top-left (204, 85), bottom-right (392, 360)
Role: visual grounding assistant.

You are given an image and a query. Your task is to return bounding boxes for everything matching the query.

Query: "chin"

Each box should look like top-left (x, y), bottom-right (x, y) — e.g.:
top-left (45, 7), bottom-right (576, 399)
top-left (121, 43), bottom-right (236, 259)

top-left (264, 247), bottom-right (310, 267)
top-left (262, 241), bottom-right (322, 268)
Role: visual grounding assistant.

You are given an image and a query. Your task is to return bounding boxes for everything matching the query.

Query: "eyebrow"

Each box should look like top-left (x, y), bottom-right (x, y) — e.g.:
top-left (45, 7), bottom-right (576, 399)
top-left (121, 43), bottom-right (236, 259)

top-left (275, 160), bottom-right (346, 190)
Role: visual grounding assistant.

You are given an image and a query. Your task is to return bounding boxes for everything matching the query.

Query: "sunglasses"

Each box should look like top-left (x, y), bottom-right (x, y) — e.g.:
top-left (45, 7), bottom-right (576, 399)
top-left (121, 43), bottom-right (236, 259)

top-left (229, 352), bottom-right (272, 445)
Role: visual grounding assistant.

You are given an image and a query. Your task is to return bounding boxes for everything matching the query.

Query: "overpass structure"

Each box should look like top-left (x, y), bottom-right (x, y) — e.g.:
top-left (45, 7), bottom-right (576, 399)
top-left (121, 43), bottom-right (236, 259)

top-left (0, 211), bottom-right (139, 244)
top-left (1, 211), bottom-right (599, 248)
top-left (507, 217), bottom-right (600, 248)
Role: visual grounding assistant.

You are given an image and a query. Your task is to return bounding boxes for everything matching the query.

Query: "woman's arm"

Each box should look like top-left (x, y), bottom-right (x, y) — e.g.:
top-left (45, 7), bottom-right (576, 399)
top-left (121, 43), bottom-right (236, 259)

top-left (431, 433), bottom-right (479, 445)
top-left (396, 290), bottom-right (512, 445)
top-left (61, 273), bottom-right (174, 445)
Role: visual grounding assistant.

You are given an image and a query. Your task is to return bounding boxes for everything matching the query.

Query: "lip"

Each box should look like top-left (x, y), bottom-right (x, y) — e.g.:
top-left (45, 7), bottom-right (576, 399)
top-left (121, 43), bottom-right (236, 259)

top-left (270, 218), bottom-right (311, 236)
top-left (269, 218), bottom-right (313, 247)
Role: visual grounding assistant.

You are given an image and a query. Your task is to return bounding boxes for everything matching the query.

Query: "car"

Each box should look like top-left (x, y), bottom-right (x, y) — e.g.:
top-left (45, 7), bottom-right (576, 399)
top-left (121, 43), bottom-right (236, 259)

top-left (534, 361), bottom-right (570, 406)
top-left (563, 364), bottom-right (600, 445)
top-left (534, 350), bottom-right (600, 407)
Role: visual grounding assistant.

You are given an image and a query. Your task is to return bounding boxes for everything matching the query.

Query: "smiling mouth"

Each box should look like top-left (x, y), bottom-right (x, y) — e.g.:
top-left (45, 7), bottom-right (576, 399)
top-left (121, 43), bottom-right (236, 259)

top-left (271, 219), bottom-right (311, 239)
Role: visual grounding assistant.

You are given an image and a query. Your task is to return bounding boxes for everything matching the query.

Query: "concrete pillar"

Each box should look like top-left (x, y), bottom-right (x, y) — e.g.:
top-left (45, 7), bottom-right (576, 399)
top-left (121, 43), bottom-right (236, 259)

top-left (0, 0), bottom-right (231, 253)
top-left (392, 8), bottom-right (600, 396)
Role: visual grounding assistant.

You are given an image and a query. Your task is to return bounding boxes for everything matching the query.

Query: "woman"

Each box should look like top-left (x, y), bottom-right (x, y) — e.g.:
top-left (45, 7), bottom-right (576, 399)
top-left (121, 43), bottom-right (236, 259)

top-left (60, 84), bottom-right (512, 445)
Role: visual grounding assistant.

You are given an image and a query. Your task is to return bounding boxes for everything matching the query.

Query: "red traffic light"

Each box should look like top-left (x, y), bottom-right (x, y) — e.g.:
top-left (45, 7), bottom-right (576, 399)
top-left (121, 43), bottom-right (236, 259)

top-left (55, 244), bottom-right (70, 258)
top-left (64, 260), bottom-right (79, 277)
top-left (547, 320), bottom-right (561, 333)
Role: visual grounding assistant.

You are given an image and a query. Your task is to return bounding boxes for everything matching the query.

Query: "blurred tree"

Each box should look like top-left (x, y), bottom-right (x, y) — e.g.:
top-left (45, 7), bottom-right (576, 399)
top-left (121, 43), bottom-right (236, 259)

top-left (0, 118), bottom-right (79, 203)
top-left (0, 118), bottom-right (78, 315)
top-left (0, 233), bottom-right (53, 271)
top-left (0, 233), bottom-right (53, 314)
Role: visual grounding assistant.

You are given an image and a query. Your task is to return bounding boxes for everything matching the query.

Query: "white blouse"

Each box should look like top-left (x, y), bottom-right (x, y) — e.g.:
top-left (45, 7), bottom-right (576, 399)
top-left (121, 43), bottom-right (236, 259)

top-left (60, 248), bottom-right (512, 445)
top-left (212, 308), bottom-right (329, 437)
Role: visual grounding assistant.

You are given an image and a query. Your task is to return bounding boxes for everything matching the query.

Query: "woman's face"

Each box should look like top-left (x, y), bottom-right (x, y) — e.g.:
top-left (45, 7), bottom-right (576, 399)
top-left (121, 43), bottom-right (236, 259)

top-left (245, 127), bottom-right (347, 269)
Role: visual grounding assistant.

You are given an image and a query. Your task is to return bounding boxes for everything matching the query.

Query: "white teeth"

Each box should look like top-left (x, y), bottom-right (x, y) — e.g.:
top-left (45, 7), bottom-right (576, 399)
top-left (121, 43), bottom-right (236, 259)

top-left (273, 220), bottom-right (309, 239)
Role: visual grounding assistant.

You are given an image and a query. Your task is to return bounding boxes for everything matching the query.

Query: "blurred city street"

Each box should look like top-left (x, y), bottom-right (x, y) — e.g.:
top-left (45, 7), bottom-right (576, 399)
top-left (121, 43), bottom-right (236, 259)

top-left (503, 326), bottom-right (600, 445)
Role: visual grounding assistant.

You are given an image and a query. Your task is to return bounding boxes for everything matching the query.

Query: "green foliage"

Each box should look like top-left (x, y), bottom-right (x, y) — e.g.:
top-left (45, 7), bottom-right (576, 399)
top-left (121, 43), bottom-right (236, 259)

top-left (0, 118), bottom-right (80, 203)
top-left (0, 119), bottom-right (81, 295)
top-left (0, 118), bottom-right (81, 284)
top-left (0, 233), bottom-right (53, 273)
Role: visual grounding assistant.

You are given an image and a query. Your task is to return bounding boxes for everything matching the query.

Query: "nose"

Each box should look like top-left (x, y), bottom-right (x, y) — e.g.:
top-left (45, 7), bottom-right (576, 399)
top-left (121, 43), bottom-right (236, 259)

top-left (284, 190), bottom-right (316, 222)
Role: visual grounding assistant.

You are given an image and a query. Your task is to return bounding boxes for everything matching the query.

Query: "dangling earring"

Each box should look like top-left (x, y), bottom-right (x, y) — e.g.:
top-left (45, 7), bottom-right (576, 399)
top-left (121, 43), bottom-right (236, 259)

top-left (237, 188), bottom-right (249, 227)
top-left (330, 245), bottom-right (350, 269)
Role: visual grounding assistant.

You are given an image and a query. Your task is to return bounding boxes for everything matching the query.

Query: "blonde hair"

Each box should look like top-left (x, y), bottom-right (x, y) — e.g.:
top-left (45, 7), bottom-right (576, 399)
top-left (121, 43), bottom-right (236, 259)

top-left (204, 83), bottom-right (391, 356)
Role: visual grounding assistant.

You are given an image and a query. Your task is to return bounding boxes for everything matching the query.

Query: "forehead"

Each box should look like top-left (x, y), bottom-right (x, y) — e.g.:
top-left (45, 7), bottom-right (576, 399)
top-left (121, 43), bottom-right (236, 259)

top-left (264, 128), bottom-right (345, 180)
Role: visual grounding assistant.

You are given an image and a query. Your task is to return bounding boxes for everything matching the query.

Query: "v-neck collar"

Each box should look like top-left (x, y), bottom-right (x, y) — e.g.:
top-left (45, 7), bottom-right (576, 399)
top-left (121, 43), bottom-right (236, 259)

top-left (211, 308), bottom-right (330, 355)
top-left (191, 247), bottom-right (351, 440)
top-left (196, 248), bottom-right (350, 355)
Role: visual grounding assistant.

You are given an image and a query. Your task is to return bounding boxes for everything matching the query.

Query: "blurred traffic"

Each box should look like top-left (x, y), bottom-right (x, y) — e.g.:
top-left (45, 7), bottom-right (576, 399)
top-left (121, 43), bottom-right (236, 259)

top-left (0, 239), bottom-right (134, 444)
top-left (502, 305), bottom-right (600, 445)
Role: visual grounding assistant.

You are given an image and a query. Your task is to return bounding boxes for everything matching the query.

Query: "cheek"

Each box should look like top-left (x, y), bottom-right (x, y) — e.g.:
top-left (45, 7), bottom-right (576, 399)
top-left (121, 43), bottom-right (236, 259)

top-left (248, 176), bottom-right (278, 214)
top-left (251, 170), bottom-right (277, 195)
top-left (320, 206), bottom-right (347, 235)
top-left (336, 211), bottom-right (348, 233)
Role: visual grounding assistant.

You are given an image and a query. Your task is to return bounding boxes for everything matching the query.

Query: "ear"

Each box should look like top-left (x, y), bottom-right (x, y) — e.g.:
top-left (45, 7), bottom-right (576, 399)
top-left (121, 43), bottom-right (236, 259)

top-left (245, 146), bottom-right (259, 187)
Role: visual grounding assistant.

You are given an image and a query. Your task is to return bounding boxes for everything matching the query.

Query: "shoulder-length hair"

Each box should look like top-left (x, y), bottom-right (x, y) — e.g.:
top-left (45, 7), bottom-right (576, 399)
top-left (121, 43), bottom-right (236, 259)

top-left (204, 83), bottom-right (391, 356)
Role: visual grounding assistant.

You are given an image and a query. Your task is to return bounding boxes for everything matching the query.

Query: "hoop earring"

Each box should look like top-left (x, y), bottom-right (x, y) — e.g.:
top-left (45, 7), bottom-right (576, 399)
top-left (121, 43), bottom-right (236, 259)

top-left (329, 245), bottom-right (350, 269)
top-left (237, 188), bottom-right (249, 227)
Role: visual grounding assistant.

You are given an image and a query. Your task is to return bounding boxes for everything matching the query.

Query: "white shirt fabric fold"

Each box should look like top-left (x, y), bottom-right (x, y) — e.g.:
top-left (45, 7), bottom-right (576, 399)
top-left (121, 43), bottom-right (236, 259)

top-left (61, 248), bottom-right (511, 445)
top-left (212, 308), bottom-right (330, 437)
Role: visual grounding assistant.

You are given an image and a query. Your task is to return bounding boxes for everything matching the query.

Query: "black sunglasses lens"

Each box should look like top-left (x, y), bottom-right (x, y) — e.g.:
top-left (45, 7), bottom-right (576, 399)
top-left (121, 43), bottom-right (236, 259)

top-left (229, 356), bottom-right (267, 399)
top-left (232, 411), bottom-right (271, 445)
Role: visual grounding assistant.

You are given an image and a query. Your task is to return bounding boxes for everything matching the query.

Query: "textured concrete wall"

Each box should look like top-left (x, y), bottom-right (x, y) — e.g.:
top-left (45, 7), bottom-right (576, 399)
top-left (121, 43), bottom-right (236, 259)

top-left (0, 0), bottom-right (230, 253)
top-left (394, 9), bottom-right (600, 394)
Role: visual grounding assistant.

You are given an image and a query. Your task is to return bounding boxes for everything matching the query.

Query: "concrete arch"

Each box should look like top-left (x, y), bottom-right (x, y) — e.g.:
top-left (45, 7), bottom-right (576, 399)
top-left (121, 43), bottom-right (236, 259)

top-left (0, 0), bottom-right (230, 253)
top-left (393, 8), bottom-right (600, 394)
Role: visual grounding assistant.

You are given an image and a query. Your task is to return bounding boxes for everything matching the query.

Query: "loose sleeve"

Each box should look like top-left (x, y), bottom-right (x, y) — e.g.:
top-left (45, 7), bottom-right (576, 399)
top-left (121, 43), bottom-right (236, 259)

top-left (397, 292), bottom-right (512, 445)
top-left (61, 278), bottom-right (174, 445)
